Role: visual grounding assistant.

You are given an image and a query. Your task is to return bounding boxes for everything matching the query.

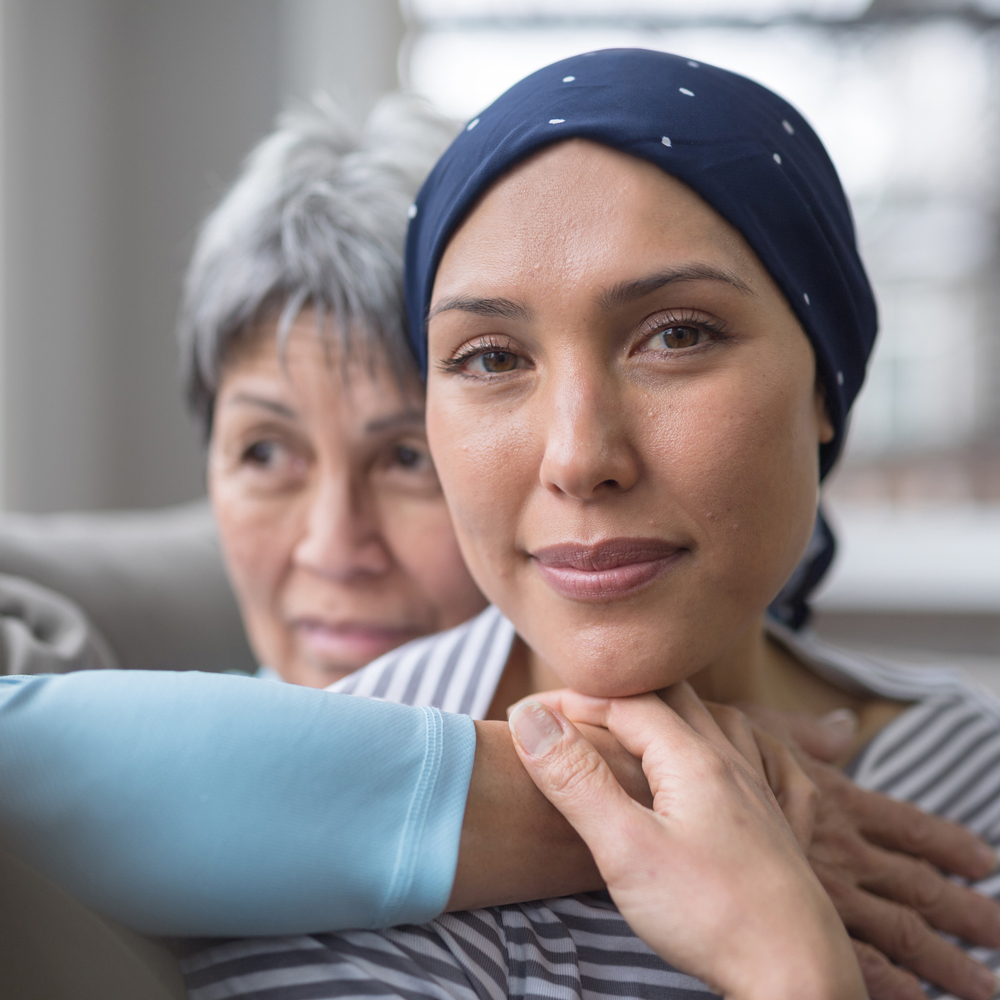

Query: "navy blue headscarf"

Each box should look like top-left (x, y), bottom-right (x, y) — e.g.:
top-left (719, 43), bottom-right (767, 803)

top-left (404, 48), bottom-right (878, 627)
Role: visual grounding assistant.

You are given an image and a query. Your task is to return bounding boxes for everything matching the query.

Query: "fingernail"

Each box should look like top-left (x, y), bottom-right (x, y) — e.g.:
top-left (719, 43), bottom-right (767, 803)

top-left (819, 708), bottom-right (859, 742)
top-left (975, 841), bottom-right (1000, 874)
top-left (509, 700), bottom-right (564, 757)
top-left (971, 964), bottom-right (1000, 1000)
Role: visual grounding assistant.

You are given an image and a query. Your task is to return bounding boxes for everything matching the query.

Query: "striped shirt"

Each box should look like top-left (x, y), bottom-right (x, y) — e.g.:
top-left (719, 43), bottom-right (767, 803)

top-left (180, 606), bottom-right (1000, 1000)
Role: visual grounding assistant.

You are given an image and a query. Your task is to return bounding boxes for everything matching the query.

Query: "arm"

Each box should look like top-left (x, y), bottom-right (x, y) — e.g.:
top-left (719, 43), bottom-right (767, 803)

top-left (451, 720), bottom-right (651, 909)
top-left (0, 670), bottom-right (474, 936)
top-left (0, 670), bottom-right (632, 935)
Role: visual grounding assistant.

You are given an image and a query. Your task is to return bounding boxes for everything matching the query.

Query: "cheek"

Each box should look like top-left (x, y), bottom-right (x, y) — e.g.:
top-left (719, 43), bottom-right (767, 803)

top-left (208, 468), bottom-right (296, 614)
top-left (648, 364), bottom-right (820, 574)
top-left (379, 498), bottom-right (487, 625)
top-left (426, 394), bottom-right (537, 575)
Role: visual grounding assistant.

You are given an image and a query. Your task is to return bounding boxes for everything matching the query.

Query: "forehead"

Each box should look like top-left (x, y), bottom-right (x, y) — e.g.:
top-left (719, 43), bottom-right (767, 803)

top-left (435, 138), bottom-right (765, 295)
top-left (218, 312), bottom-right (422, 409)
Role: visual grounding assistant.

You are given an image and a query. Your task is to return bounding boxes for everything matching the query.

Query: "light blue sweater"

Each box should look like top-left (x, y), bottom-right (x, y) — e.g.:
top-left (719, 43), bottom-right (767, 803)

top-left (0, 670), bottom-right (475, 936)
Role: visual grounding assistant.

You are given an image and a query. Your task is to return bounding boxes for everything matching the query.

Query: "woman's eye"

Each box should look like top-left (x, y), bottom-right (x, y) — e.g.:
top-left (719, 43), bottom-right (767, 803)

top-left (646, 325), bottom-right (708, 350)
top-left (465, 349), bottom-right (523, 374)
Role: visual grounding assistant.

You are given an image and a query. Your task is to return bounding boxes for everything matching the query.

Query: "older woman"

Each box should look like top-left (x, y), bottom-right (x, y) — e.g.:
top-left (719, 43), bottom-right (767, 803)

top-left (177, 51), bottom-right (1000, 1000)
top-left (0, 72), bottom-right (996, 1000)
top-left (180, 94), bottom-right (487, 688)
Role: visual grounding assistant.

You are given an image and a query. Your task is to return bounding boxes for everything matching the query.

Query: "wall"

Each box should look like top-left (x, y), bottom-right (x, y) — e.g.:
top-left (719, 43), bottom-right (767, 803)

top-left (0, 0), bottom-right (404, 512)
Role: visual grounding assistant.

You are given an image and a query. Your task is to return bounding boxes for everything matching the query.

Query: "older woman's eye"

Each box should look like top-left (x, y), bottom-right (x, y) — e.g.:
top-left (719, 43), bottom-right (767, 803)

top-left (393, 444), bottom-right (429, 470)
top-left (243, 440), bottom-right (281, 466)
top-left (648, 325), bottom-right (708, 350)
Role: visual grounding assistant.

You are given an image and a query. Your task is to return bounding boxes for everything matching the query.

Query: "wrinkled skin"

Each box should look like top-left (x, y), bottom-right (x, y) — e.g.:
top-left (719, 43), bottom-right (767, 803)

top-left (209, 316), bottom-right (486, 687)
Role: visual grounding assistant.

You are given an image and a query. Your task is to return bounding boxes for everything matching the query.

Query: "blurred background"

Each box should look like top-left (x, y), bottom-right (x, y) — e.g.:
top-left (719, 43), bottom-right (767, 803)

top-left (2, 0), bottom-right (1000, 669)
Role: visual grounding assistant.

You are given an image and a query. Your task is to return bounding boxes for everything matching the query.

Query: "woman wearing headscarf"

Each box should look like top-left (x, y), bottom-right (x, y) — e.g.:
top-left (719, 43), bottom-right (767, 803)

top-left (173, 49), bottom-right (1000, 1000)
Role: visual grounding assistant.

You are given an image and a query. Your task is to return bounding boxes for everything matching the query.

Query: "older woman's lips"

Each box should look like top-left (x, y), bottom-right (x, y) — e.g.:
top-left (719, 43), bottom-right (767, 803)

top-left (294, 621), bottom-right (422, 662)
top-left (531, 538), bottom-right (686, 602)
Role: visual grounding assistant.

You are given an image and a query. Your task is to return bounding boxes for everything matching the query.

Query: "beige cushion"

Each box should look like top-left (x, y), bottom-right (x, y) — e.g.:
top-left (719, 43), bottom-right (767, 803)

top-left (0, 502), bottom-right (257, 995)
top-left (0, 500), bottom-right (254, 674)
top-left (0, 842), bottom-right (187, 1000)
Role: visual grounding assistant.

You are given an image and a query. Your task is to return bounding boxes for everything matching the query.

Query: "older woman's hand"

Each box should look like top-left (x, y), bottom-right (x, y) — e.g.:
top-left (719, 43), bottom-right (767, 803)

top-left (509, 685), bottom-right (866, 1000)
top-left (740, 704), bottom-right (1000, 1000)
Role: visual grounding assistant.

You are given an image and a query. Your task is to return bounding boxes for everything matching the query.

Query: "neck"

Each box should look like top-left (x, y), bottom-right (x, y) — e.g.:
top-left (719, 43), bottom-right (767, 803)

top-left (687, 617), bottom-right (773, 705)
top-left (486, 615), bottom-right (866, 722)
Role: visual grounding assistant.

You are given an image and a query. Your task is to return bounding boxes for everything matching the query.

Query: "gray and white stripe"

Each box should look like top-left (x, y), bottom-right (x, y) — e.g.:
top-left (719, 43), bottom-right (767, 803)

top-left (182, 607), bottom-right (1000, 1000)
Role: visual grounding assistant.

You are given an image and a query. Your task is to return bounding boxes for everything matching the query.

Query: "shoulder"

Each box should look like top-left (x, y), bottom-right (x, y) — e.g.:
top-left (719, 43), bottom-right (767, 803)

top-left (850, 690), bottom-right (1000, 836)
top-left (328, 606), bottom-right (515, 716)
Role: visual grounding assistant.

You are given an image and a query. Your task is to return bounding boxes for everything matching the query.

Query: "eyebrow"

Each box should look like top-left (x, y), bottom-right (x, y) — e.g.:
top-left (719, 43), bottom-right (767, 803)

top-left (226, 393), bottom-right (298, 420)
top-left (427, 296), bottom-right (532, 323)
top-left (427, 265), bottom-right (754, 326)
top-left (364, 410), bottom-right (425, 434)
top-left (226, 394), bottom-right (423, 435)
top-left (599, 265), bottom-right (755, 310)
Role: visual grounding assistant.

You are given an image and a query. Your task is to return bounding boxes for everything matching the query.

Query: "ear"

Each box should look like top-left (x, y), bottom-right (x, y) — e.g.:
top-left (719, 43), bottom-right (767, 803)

top-left (813, 385), bottom-right (835, 445)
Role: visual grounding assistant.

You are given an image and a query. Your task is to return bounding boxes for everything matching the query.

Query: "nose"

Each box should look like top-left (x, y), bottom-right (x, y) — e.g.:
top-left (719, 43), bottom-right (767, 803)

top-left (293, 469), bottom-right (391, 581)
top-left (538, 369), bottom-right (641, 500)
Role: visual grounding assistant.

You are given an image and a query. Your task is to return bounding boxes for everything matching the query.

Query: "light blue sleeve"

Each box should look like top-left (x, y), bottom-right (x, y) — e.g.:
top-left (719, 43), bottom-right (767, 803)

top-left (0, 670), bottom-right (476, 936)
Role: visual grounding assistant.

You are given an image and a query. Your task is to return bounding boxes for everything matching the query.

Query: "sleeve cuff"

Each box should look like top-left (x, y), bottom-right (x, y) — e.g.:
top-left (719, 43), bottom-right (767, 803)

top-left (377, 708), bottom-right (476, 926)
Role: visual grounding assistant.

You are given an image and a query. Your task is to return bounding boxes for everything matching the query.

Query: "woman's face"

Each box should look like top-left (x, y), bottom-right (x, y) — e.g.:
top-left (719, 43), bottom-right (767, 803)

top-left (209, 312), bottom-right (487, 688)
top-left (426, 140), bottom-right (833, 697)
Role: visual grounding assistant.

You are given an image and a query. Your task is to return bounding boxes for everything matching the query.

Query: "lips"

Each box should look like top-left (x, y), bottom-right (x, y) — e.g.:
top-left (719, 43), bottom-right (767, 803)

top-left (530, 537), bottom-right (686, 602)
top-left (292, 619), bottom-right (424, 664)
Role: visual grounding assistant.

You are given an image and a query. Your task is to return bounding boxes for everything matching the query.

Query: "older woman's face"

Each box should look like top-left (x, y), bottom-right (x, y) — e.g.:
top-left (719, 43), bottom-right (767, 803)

top-left (426, 140), bottom-right (833, 697)
top-left (209, 313), bottom-right (487, 688)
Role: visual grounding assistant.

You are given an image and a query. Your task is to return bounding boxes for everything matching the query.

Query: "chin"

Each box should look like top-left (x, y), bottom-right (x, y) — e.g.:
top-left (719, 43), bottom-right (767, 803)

top-left (532, 622), bottom-right (708, 698)
top-left (275, 657), bottom-right (359, 689)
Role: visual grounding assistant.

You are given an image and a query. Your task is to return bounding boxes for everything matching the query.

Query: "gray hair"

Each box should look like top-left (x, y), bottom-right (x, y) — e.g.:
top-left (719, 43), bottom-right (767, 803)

top-left (179, 92), bottom-right (457, 433)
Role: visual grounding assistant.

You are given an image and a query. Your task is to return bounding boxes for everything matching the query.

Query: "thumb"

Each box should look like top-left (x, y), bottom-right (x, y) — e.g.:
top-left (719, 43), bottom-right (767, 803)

top-left (508, 699), bottom-right (641, 856)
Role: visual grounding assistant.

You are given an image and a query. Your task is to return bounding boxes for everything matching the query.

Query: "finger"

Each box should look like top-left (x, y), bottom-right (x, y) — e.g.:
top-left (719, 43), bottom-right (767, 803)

top-left (753, 727), bottom-right (818, 851)
top-left (860, 848), bottom-right (1000, 947)
top-left (784, 709), bottom-right (858, 762)
top-left (850, 939), bottom-right (925, 1000)
top-left (841, 887), bottom-right (1000, 1000)
top-left (539, 683), bottom-right (753, 772)
top-left (519, 689), bottom-right (615, 728)
top-left (525, 687), bottom-right (721, 768)
top-left (851, 786), bottom-right (998, 880)
top-left (657, 683), bottom-right (737, 750)
top-left (525, 690), bottom-right (777, 819)
top-left (507, 699), bottom-right (648, 873)
top-left (703, 703), bottom-right (766, 777)
top-left (735, 703), bottom-right (857, 763)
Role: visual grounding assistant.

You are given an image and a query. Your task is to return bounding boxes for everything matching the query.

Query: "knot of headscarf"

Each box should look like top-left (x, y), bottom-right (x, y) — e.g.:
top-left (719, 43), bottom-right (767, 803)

top-left (404, 48), bottom-right (878, 627)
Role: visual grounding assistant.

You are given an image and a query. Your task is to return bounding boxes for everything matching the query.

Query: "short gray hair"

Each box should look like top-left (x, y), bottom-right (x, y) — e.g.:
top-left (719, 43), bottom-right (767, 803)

top-left (179, 93), bottom-right (457, 433)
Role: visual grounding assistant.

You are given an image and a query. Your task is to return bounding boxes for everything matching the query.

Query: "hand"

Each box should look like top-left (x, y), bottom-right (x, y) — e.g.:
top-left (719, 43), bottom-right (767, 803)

top-left (699, 701), bottom-right (819, 850)
top-left (743, 705), bottom-right (1000, 1000)
top-left (541, 691), bottom-right (821, 852)
top-left (509, 685), bottom-right (866, 1000)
